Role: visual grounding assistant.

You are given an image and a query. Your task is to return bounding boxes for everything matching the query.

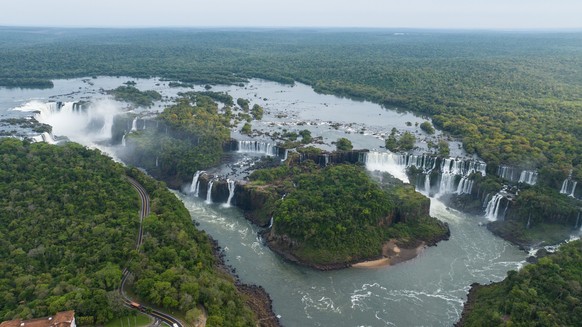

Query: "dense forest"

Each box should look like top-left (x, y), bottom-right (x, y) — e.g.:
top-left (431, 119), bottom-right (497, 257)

top-left (0, 27), bottom-right (580, 183)
top-left (458, 240), bottom-right (582, 326)
top-left (248, 161), bottom-right (449, 266)
top-left (0, 139), bottom-right (257, 326)
top-left (0, 139), bottom-right (138, 322)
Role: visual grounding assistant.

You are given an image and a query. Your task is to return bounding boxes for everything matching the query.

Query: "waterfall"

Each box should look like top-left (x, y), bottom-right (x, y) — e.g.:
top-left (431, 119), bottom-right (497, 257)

top-left (237, 140), bottom-right (278, 156)
top-left (190, 171), bottom-right (204, 196)
top-left (518, 170), bottom-right (538, 185)
top-left (497, 165), bottom-right (520, 182)
top-left (206, 180), bottom-right (214, 204)
top-left (121, 134), bottom-right (126, 147)
top-left (482, 193), bottom-right (491, 208)
top-left (224, 179), bottom-right (236, 207)
top-left (14, 100), bottom-right (121, 143)
top-left (31, 132), bottom-right (56, 144)
top-left (484, 193), bottom-right (504, 221)
top-left (364, 152), bottom-right (486, 193)
top-left (364, 152), bottom-right (410, 183)
top-left (561, 178), bottom-right (579, 198)
top-left (498, 165), bottom-right (538, 185)
top-left (131, 117), bottom-right (138, 132)
top-left (155, 156), bottom-right (159, 167)
top-left (268, 216), bottom-right (274, 228)
top-left (560, 179), bottom-right (569, 194)
top-left (575, 211), bottom-right (580, 229)
top-left (456, 176), bottom-right (473, 195)
top-left (424, 174), bottom-right (431, 193)
top-left (527, 215), bottom-right (531, 229)
top-left (437, 173), bottom-right (457, 197)
top-left (570, 182), bottom-right (577, 198)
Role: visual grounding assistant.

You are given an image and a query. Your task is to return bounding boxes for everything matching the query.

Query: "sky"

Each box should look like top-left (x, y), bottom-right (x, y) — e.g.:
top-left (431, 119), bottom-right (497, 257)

top-left (2, 0), bottom-right (582, 29)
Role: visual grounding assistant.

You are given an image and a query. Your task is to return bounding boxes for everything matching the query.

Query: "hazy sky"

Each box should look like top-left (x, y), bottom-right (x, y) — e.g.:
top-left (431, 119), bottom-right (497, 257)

top-left (2, 0), bottom-right (582, 29)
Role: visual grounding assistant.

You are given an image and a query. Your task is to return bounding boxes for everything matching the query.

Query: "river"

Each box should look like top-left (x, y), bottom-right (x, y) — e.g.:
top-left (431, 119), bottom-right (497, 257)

top-left (0, 77), bottom-right (526, 326)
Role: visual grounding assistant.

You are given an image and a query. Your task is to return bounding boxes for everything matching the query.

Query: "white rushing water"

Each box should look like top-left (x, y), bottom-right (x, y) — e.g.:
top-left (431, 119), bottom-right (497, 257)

top-left (224, 179), bottom-right (236, 208)
top-left (205, 179), bottom-right (214, 204)
top-left (189, 171), bottom-right (204, 196)
top-left (484, 193), bottom-right (505, 221)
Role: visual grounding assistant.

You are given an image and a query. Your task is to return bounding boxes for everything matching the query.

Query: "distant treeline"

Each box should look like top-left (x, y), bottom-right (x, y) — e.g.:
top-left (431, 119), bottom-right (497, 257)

top-left (0, 28), bottom-right (580, 184)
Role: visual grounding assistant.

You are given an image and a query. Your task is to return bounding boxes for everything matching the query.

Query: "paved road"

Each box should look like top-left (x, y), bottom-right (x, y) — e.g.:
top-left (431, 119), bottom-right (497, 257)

top-left (120, 177), bottom-right (184, 327)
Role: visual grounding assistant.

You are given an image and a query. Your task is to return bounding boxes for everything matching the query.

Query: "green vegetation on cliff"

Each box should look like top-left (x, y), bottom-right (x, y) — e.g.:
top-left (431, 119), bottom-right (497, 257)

top-left (123, 95), bottom-right (230, 186)
top-left (108, 85), bottom-right (162, 108)
top-left (248, 161), bottom-right (448, 265)
top-left (458, 240), bottom-right (582, 326)
top-left (0, 139), bottom-right (257, 325)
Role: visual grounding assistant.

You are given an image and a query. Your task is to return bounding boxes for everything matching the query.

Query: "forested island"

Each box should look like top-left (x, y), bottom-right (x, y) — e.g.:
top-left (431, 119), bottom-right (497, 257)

top-left (0, 139), bottom-right (274, 326)
top-left (246, 161), bottom-right (449, 269)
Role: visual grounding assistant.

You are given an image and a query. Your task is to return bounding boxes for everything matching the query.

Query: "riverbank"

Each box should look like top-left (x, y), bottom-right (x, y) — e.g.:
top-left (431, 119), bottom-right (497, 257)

top-left (211, 239), bottom-right (281, 326)
top-left (454, 283), bottom-right (485, 327)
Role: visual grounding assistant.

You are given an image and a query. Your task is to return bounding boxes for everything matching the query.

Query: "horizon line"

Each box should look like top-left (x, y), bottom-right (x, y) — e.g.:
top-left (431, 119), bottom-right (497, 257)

top-left (1, 25), bottom-right (582, 33)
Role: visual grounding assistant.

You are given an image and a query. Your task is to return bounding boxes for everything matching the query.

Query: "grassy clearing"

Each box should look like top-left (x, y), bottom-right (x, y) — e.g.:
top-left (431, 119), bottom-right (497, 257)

top-left (105, 313), bottom-right (152, 327)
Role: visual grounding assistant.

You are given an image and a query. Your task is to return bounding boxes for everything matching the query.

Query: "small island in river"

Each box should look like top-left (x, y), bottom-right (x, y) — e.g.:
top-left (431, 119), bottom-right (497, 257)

top-left (242, 158), bottom-right (450, 270)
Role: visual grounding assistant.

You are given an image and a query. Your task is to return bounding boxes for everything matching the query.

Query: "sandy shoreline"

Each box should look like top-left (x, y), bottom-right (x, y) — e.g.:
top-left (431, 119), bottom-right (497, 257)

top-left (352, 240), bottom-right (425, 268)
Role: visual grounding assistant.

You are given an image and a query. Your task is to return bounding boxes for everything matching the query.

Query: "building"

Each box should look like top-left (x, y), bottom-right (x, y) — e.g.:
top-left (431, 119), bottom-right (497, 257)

top-left (0, 311), bottom-right (75, 327)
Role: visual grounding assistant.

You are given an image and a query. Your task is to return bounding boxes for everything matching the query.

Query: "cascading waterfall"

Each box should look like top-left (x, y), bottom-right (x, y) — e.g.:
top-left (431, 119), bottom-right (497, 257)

top-left (282, 149), bottom-right (289, 161)
top-left (224, 179), bottom-right (236, 207)
top-left (237, 140), bottom-right (278, 156)
top-left (268, 216), bottom-right (274, 228)
top-left (14, 100), bottom-right (121, 142)
top-left (575, 211), bottom-right (580, 229)
top-left (131, 117), bottom-right (138, 132)
top-left (364, 152), bottom-right (410, 183)
top-left (121, 134), bottom-right (126, 147)
top-left (518, 170), bottom-right (538, 185)
top-left (561, 178), bottom-right (579, 197)
top-left (498, 165), bottom-right (538, 185)
top-left (485, 193), bottom-right (504, 221)
top-left (190, 171), bottom-right (204, 196)
top-left (456, 176), bottom-right (473, 195)
top-left (364, 152), bottom-right (485, 196)
top-left (497, 165), bottom-right (520, 182)
top-left (560, 179), bottom-right (569, 194)
top-left (155, 156), bottom-right (159, 167)
top-left (570, 182), bottom-right (578, 198)
top-left (31, 132), bottom-right (56, 144)
top-left (424, 174), bottom-right (431, 193)
top-left (205, 180), bottom-right (215, 204)
top-left (482, 193), bottom-right (491, 208)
